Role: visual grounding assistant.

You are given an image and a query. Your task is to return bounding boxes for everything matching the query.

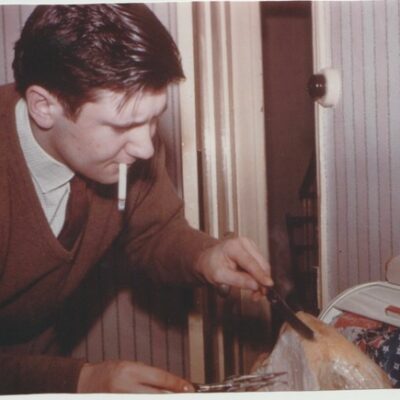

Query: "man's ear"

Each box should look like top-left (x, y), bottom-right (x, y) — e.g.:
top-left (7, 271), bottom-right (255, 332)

top-left (25, 85), bottom-right (63, 129)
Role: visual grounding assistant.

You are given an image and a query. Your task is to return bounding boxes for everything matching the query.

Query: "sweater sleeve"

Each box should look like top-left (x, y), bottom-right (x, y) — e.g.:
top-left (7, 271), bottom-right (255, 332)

top-left (122, 140), bottom-right (220, 286)
top-left (0, 354), bottom-right (85, 394)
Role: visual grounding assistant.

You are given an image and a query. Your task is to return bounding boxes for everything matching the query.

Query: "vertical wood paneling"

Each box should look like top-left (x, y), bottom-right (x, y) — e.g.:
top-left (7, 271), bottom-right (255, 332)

top-left (175, 2), bottom-right (205, 382)
top-left (330, 2), bottom-right (348, 293)
top-left (20, 5), bottom-right (35, 23)
top-left (319, 0), bottom-right (400, 301)
top-left (350, 2), bottom-right (369, 285)
top-left (341, 2), bottom-right (359, 288)
top-left (362, 1), bottom-right (381, 281)
top-left (387, 0), bottom-right (400, 255)
top-left (374, 1), bottom-right (392, 282)
top-left (0, 5), bottom-right (21, 85)
top-left (0, 4), bottom-right (189, 379)
top-left (0, 7), bottom-right (6, 84)
top-left (323, 105), bottom-right (339, 298)
top-left (149, 2), bottom-right (183, 198)
top-left (2, 6), bottom-right (20, 83)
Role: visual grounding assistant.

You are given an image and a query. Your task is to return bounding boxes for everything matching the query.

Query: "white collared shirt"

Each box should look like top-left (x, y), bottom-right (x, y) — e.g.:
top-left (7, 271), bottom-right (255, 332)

top-left (15, 99), bottom-right (74, 237)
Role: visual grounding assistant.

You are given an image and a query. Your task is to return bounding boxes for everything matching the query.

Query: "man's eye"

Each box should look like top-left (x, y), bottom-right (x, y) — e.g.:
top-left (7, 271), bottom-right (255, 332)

top-left (113, 126), bottom-right (125, 133)
top-left (113, 124), bottom-right (138, 133)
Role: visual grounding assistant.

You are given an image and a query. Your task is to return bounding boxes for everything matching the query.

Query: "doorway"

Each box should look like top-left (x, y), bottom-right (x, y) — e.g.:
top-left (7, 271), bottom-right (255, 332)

top-left (261, 1), bottom-right (319, 334)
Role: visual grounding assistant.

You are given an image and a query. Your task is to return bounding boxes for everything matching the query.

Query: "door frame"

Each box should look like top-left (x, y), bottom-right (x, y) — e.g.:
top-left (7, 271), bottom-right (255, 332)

top-left (176, 1), bottom-right (270, 382)
top-left (311, 1), bottom-right (332, 310)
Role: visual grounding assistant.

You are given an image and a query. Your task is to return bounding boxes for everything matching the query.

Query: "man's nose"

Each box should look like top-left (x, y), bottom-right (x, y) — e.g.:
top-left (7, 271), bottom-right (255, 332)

top-left (124, 126), bottom-right (155, 160)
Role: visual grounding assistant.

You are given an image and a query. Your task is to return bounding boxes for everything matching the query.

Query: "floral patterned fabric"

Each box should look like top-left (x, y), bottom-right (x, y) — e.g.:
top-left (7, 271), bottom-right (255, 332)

top-left (332, 311), bottom-right (400, 388)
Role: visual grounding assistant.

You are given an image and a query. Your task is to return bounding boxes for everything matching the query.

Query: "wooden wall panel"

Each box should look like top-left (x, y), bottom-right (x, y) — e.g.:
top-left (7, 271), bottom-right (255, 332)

top-left (0, 3), bottom-right (189, 379)
top-left (387, 1), bottom-right (400, 258)
top-left (0, 5), bottom-right (20, 84)
top-left (317, 0), bottom-right (400, 303)
top-left (0, 7), bottom-right (6, 84)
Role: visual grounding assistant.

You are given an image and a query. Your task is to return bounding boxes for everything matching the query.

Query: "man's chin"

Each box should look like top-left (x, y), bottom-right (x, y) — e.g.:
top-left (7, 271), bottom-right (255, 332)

top-left (86, 174), bottom-right (118, 185)
top-left (101, 177), bottom-right (119, 185)
top-left (81, 165), bottom-right (121, 185)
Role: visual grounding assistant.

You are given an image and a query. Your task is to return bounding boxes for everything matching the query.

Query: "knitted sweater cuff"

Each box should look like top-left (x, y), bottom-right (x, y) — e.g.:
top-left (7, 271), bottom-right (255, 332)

top-left (0, 354), bottom-right (86, 394)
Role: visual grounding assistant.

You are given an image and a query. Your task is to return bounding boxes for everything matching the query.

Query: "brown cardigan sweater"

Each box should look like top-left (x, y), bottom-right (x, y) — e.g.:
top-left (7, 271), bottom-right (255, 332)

top-left (0, 84), bottom-right (218, 394)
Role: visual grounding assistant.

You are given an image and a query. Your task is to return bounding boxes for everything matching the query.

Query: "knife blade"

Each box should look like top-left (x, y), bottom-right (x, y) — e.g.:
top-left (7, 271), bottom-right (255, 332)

top-left (266, 287), bottom-right (315, 340)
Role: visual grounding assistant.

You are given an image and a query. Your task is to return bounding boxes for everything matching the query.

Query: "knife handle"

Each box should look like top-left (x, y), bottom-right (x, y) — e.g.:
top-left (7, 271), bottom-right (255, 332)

top-left (266, 287), bottom-right (280, 304)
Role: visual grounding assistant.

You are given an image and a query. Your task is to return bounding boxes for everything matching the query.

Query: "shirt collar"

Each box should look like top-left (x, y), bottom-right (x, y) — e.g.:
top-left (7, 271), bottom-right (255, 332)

top-left (15, 98), bottom-right (74, 194)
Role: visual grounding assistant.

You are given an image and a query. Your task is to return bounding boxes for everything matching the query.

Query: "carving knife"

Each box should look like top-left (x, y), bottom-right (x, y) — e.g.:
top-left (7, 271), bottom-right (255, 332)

top-left (266, 287), bottom-right (315, 340)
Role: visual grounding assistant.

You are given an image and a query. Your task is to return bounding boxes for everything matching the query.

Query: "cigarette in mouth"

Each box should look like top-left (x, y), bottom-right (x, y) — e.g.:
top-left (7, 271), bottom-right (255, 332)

top-left (118, 163), bottom-right (127, 211)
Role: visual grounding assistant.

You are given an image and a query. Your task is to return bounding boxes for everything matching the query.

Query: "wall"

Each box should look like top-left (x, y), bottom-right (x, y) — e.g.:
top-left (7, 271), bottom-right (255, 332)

top-left (0, 3), bottom-right (190, 378)
top-left (315, 0), bottom-right (400, 304)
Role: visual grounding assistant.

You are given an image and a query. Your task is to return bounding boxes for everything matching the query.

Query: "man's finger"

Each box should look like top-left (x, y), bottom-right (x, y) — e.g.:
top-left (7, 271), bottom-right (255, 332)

top-left (215, 268), bottom-right (261, 291)
top-left (130, 364), bottom-right (192, 392)
top-left (251, 290), bottom-right (264, 302)
top-left (224, 239), bottom-right (272, 287)
top-left (240, 238), bottom-right (272, 277)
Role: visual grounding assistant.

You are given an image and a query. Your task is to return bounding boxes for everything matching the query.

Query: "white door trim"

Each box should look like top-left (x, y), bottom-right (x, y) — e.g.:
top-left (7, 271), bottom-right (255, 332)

top-left (177, 1), bottom-right (269, 379)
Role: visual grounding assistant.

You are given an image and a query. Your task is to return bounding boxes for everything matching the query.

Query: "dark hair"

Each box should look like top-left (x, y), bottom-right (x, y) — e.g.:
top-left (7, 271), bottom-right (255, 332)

top-left (13, 4), bottom-right (185, 118)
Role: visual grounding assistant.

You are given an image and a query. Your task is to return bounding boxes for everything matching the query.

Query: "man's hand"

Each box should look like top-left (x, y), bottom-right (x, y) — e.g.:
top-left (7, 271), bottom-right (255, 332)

top-left (195, 236), bottom-right (273, 301)
top-left (77, 360), bottom-right (194, 393)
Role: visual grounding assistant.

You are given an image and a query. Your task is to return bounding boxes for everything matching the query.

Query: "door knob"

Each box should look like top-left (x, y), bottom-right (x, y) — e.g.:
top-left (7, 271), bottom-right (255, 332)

top-left (308, 68), bottom-right (341, 108)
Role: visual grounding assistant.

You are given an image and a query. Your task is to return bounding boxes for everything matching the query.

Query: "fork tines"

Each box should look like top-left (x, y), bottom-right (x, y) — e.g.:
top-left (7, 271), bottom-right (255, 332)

top-left (194, 371), bottom-right (287, 392)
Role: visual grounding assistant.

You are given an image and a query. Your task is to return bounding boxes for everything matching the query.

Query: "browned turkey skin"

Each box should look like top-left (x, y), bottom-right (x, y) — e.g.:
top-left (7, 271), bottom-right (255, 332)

top-left (253, 312), bottom-right (392, 391)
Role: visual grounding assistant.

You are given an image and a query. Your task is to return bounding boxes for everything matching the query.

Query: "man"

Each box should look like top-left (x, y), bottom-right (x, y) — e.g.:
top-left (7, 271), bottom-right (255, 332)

top-left (0, 4), bottom-right (273, 394)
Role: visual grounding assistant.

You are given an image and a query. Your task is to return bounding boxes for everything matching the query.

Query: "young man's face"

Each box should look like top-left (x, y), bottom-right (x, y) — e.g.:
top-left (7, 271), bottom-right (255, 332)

top-left (43, 88), bottom-right (167, 184)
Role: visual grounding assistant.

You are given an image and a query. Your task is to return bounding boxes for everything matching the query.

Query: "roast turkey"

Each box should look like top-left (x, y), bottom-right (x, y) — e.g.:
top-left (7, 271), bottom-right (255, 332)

top-left (253, 311), bottom-right (392, 390)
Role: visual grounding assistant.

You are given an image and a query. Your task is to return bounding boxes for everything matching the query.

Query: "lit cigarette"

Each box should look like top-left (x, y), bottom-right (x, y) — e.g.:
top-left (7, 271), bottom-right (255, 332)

top-left (118, 163), bottom-right (127, 211)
